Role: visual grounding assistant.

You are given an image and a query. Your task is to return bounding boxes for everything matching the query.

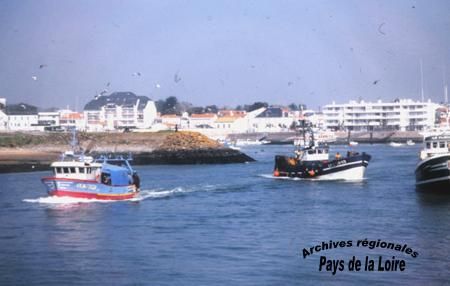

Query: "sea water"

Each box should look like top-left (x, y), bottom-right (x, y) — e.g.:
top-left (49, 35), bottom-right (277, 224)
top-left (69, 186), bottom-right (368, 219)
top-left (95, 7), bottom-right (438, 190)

top-left (0, 144), bottom-right (449, 285)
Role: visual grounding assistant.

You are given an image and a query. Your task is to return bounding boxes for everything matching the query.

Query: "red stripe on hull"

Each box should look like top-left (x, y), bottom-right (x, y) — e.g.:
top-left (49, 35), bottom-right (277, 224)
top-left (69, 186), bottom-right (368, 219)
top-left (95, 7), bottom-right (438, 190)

top-left (49, 190), bottom-right (138, 200)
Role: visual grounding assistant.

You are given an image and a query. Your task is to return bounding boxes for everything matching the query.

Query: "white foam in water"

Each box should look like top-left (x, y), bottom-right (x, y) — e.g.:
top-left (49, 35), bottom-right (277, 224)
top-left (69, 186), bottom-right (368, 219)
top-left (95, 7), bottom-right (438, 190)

top-left (130, 188), bottom-right (188, 201)
top-left (259, 173), bottom-right (366, 182)
top-left (23, 187), bottom-right (195, 205)
top-left (23, 196), bottom-right (108, 204)
top-left (259, 174), bottom-right (301, 180)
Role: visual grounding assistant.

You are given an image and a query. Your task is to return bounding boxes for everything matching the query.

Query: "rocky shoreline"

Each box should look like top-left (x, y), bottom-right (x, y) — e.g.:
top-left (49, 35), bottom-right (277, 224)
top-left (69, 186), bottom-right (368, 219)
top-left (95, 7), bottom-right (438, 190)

top-left (0, 131), bottom-right (255, 174)
top-left (95, 148), bottom-right (254, 165)
top-left (0, 149), bottom-right (255, 173)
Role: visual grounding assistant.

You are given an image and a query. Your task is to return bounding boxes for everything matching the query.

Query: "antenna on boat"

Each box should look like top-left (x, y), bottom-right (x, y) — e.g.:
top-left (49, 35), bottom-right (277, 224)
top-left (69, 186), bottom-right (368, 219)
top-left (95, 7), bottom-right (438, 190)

top-left (296, 119), bottom-right (315, 148)
top-left (300, 120), bottom-right (306, 146)
top-left (420, 59), bottom-right (425, 102)
top-left (309, 123), bottom-right (315, 147)
top-left (443, 65), bottom-right (448, 105)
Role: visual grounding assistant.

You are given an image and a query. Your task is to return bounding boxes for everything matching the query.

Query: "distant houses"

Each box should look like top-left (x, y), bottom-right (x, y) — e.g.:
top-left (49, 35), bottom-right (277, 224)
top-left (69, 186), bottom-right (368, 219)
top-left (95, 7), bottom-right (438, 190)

top-left (0, 92), bottom-right (158, 132)
top-left (84, 92), bottom-right (157, 131)
top-left (0, 94), bottom-right (446, 135)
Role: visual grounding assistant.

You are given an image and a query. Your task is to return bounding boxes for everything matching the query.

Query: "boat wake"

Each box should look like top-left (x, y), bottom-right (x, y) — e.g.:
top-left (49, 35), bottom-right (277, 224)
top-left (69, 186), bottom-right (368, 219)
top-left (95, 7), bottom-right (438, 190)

top-left (130, 187), bottom-right (196, 201)
top-left (23, 196), bottom-right (112, 204)
top-left (23, 185), bottom-right (216, 205)
top-left (259, 174), bottom-right (366, 182)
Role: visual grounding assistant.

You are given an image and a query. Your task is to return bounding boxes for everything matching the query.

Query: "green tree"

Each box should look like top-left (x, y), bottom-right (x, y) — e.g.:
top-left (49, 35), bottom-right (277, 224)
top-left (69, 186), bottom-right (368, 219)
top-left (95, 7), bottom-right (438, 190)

top-left (187, 106), bottom-right (205, 114)
top-left (288, 103), bottom-right (299, 111)
top-left (246, 102), bottom-right (268, 112)
top-left (205, 105), bottom-right (218, 113)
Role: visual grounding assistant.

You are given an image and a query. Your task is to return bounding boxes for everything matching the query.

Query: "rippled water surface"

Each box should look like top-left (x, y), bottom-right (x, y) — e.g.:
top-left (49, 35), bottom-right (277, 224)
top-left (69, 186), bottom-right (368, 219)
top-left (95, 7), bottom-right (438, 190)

top-left (0, 144), bottom-right (449, 285)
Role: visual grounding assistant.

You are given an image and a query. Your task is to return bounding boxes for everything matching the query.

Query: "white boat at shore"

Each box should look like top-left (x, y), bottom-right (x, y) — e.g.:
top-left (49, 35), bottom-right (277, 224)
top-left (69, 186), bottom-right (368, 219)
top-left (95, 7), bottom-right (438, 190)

top-left (235, 139), bottom-right (264, 146)
top-left (389, 142), bottom-right (403, 147)
top-left (406, 140), bottom-right (415, 146)
top-left (349, 141), bottom-right (358, 146)
top-left (294, 129), bottom-right (336, 147)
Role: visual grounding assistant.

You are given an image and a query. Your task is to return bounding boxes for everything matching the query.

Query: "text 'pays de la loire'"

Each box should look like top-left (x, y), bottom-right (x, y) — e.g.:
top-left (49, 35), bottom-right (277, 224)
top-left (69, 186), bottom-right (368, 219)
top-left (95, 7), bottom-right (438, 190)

top-left (319, 256), bottom-right (406, 275)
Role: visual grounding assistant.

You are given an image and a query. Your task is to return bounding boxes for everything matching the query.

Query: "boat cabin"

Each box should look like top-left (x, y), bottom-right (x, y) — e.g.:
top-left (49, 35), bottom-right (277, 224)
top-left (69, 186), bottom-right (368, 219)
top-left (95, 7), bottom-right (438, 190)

top-left (51, 161), bottom-right (133, 186)
top-left (295, 145), bottom-right (329, 161)
top-left (51, 161), bottom-right (102, 181)
top-left (100, 164), bottom-right (132, 186)
top-left (420, 134), bottom-right (450, 160)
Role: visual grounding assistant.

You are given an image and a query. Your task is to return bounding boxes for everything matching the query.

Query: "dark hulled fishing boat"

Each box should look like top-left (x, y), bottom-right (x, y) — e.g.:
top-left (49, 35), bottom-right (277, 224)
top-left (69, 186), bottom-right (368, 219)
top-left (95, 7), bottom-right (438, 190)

top-left (273, 122), bottom-right (371, 181)
top-left (415, 133), bottom-right (450, 190)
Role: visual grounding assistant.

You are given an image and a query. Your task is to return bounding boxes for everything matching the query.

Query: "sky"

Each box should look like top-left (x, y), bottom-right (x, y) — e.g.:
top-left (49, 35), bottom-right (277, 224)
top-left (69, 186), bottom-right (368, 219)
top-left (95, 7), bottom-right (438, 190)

top-left (1, 0), bottom-right (450, 111)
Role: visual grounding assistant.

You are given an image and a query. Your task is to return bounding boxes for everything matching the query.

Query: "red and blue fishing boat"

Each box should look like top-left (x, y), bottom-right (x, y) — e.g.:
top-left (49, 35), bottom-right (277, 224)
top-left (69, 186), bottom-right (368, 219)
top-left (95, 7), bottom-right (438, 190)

top-left (41, 154), bottom-right (140, 200)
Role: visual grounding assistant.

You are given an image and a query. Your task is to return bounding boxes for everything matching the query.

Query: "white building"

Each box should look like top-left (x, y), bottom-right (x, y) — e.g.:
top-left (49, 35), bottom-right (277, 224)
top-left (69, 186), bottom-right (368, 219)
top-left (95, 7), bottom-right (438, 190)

top-left (207, 107), bottom-right (297, 135)
top-left (159, 112), bottom-right (190, 130)
top-left (188, 113), bottom-right (218, 129)
top-left (247, 107), bottom-right (296, 133)
top-left (84, 92), bottom-right (157, 131)
top-left (301, 109), bottom-right (326, 129)
top-left (0, 110), bottom-right (7, 130)
top-left (59, 111), bottom-right (86, 131)
top-left (322, 99), bottom-right (440, 131)
top-left (6, 103), bottom-right (39, 131)
top-left (0, 98), bottom-right (6, 130)
top-left (38, 111), bottom-right (60, 127)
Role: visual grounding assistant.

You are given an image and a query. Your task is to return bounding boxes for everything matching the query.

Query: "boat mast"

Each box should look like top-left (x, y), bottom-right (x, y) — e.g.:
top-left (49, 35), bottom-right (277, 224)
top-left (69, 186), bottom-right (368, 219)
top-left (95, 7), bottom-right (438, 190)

top-left (443, 65), bottom-right (448, 105)
top-left (420, 59), bottom-right (425, 102)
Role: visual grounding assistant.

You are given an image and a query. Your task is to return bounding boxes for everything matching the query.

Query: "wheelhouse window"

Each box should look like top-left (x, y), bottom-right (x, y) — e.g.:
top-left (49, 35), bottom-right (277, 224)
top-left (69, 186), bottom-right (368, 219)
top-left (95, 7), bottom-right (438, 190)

top-left (101, 173), bottom-right (112, 185)
top-left (440, 142), bottom-right (445, 148)
top-left (69, 167), bottom-right (76, 173)
top-left (432, 142), bottom-right (437, 148)
top-left (426, 142), bottom-right (431, 149)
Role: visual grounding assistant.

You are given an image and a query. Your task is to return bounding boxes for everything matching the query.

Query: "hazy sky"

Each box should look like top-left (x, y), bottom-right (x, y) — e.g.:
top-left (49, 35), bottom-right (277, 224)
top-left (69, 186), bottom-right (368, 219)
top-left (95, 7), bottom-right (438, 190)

top-left (1, 0), bottom-right (450, 110)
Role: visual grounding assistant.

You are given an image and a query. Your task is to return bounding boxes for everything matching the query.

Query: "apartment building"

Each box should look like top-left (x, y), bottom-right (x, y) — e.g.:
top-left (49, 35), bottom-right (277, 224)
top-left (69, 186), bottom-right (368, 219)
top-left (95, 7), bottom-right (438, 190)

top-left (5, 103), bottom-right (39, 131)
top-left (322, 99), bottom-right (440, 131)
top-left (83, 92), bottom-right (157, 131)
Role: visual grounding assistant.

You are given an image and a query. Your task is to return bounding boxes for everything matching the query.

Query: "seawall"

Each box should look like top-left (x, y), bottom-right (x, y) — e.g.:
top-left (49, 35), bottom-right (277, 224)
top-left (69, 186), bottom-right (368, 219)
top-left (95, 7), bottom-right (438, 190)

top-left (0, 131), bottom-right (255, 173)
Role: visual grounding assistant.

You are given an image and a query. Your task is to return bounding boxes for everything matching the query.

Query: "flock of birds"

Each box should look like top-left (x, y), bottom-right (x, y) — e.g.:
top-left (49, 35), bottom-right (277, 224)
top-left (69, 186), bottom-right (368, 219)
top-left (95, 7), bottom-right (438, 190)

top-left (31, 61), bottom-right (382, 101)
top-left (31, 63), bottom-right (176, 99)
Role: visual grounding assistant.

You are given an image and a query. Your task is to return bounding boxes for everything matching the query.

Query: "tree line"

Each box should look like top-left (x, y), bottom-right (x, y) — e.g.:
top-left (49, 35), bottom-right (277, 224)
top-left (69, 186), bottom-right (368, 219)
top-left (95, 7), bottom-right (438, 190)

top-left (155, 96), bottom-right (306, 115)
